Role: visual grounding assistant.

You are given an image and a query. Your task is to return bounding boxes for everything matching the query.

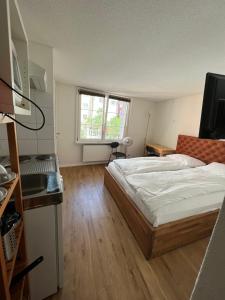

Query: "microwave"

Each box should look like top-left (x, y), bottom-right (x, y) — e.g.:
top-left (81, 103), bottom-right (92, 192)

top-left (11, 40), bottom-right (23, 107)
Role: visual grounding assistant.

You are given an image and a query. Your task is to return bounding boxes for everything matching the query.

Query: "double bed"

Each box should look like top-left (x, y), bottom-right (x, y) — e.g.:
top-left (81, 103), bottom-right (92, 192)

top-left (104, 135), bottom-right (225, 259)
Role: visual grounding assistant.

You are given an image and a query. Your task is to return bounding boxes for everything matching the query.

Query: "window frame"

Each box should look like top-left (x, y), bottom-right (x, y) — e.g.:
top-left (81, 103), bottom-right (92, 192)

top-left (76, 89), bottom-right (130, 144)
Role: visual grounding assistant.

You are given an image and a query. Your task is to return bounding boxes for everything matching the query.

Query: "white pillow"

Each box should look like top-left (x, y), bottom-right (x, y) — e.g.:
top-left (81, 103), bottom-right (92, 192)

top-left (167, 154), bottom-right (206, 167)
top-left (203, 162), bottom-right (225, 177)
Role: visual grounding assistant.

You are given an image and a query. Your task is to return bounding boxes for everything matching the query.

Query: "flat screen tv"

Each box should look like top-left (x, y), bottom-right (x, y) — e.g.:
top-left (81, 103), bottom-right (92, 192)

top-left (199, 72), bottom-right (225, 139)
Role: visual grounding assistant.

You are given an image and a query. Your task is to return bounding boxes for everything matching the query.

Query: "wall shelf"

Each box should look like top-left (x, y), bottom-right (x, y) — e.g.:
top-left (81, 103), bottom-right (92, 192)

top-left (0, 175), bottom-right (19, 218)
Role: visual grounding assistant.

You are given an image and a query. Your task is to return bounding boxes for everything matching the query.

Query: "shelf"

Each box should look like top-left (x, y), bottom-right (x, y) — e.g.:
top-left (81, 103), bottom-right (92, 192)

top-left (6, 221), bottom-right (24, 286)
top-left (0, 175), bottom-right (19, 218)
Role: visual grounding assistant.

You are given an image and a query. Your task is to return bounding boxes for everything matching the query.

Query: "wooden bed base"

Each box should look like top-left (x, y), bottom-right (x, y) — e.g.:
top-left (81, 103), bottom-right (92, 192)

top-left (104, 168), bottom-right (219, 259)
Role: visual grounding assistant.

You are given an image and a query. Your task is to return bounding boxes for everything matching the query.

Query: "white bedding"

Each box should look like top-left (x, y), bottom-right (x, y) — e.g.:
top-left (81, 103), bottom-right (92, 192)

top-left (113, 154), bottom-right (205, 176)
top-left (107, 162), bottom-right (225, 227)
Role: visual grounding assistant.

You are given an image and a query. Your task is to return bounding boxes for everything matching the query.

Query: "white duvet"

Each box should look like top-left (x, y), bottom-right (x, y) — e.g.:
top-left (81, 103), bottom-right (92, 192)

top-left (125, 163), bottom-right (225, 221)
top-left (113, 154), bottom-right (205, 176)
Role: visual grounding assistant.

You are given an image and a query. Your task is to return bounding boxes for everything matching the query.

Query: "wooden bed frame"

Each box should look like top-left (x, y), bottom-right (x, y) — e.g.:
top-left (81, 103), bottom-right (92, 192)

top-left (104, 135), bottom-right (225, 259)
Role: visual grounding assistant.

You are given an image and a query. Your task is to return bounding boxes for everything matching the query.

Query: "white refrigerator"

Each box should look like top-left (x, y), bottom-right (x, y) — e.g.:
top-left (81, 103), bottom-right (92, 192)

top-left (24, 203), bottom-right (63, 300)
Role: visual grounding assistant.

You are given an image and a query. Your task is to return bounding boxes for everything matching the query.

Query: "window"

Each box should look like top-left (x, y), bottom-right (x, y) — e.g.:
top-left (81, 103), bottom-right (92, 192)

top-left (77, 90), bottom-right (130, 142)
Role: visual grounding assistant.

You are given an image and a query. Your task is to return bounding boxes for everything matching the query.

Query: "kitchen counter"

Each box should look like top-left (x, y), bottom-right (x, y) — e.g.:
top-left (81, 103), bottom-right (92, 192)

top-left (0, 154), bottom-right (63, 210)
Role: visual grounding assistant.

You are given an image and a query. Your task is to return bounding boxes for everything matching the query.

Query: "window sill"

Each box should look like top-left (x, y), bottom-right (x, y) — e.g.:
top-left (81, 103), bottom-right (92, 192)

top-left (76, 140), bottom-right (122, 145)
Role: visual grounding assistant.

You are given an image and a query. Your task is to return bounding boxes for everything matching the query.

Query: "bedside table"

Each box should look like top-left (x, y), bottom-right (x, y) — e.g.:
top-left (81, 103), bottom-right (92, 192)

top-left (145, 143), bottom-right (175, 156)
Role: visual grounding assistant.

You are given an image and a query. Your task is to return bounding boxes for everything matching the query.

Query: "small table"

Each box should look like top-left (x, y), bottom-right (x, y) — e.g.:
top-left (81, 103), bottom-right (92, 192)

top-left (145, 143), bottom-right (175, 156)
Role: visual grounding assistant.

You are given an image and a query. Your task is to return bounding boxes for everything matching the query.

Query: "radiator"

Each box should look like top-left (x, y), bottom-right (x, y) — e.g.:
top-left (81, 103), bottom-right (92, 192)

top-left (82, 144), bottom-right (111, 162)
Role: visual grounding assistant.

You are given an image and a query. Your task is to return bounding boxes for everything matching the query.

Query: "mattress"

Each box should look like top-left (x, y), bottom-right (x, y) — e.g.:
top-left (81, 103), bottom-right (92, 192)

top-left (107, 162), bottom-right (224, 227)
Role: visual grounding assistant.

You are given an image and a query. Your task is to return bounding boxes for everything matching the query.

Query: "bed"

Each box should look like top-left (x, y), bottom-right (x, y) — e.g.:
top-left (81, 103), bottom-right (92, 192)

top-left (104, 135), bottom-right (225, 259)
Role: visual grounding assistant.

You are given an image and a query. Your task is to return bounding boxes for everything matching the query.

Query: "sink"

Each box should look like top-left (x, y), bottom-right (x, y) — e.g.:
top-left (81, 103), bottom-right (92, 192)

top-left (21, 174), bottom-right (48, 197)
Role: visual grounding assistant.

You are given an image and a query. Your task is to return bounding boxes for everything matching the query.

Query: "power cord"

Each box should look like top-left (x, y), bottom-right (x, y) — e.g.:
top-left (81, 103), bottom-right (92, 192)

top-left (0, 78), bottom-right (45, 131)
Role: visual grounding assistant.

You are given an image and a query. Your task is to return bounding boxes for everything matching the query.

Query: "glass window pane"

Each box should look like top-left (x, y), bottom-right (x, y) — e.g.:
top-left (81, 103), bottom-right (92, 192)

top-left (80, 94), bottom-right (105, 140)
top-left (105, 127), bottom-right (121, 140)
top-left (80, 125), bottom-right (102, 139)
top-left (106, 112), bottom-right (117, 121)
top-left (93, 97), bottom-right (104, 111)
top-left (81, 94), bottom-right (104, 111)
top-left (81, 95), bottom-right (91, 110)
top-left (107, 99), bottom-right (118, 113)
top-left (105, 99), bottom-right (129, 140)
top-left (79, 93), bottom-right (129, 141)
top-left (92, 110), bottom-right (103, 125)
top-left (80, 124), bottom-right (88, 139)
top-left (80, 109), bottom-right (90, 123)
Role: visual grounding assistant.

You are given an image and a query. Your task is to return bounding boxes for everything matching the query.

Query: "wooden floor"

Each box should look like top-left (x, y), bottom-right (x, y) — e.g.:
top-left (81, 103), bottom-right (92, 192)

top-left (49, 165), bottom-right (209, 300)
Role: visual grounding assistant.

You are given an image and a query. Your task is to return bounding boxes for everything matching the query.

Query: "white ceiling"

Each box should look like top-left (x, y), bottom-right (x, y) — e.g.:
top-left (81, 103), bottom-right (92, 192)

top-left (18, 0), bottom-right (225, 100)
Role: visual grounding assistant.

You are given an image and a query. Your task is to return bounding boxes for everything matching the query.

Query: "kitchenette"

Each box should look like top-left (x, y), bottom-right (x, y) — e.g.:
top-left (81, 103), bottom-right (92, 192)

top-left (0, 154), bottom-right (63, 300)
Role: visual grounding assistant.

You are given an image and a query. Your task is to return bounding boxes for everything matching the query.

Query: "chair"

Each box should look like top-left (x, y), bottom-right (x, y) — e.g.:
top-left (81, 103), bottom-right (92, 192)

top-left (108, 142), bottom-right (126, 164)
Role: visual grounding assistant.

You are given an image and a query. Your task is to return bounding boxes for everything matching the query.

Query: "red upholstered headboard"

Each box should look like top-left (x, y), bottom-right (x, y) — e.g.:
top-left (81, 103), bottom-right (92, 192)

top-left (176, 135), bottom-right (225, 164)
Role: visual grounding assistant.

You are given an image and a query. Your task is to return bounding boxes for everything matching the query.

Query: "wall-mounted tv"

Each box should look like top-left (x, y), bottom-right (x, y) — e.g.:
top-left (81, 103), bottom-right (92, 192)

top-left (199, 72), bottom-right (225, 139)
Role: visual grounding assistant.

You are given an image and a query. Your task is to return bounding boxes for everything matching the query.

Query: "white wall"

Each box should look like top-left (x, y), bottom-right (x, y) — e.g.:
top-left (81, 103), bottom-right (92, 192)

top-left (0, 41), bottom-right (55, 155)
top-left (127, 99), bottom-right (154, 157)
top-left (55, 83), bottom-right (82, 166)
top-left (151, 94), bottom-right (203, 148)
top-left (55, 82), bottom-right (155, 166)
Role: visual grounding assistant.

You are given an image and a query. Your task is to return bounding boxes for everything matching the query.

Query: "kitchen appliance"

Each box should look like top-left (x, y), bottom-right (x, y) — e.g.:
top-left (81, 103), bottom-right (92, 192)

top-left (19, 155), bottom-right (32, 163)
top-left (11, 40), bottom-right (23, 107)
top-left (36, 154), bottom-right (53, 161)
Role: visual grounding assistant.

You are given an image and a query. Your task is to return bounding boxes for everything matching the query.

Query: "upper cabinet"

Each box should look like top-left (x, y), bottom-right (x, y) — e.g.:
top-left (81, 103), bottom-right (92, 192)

top-left (0, 0), bottom-right (31, 116)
